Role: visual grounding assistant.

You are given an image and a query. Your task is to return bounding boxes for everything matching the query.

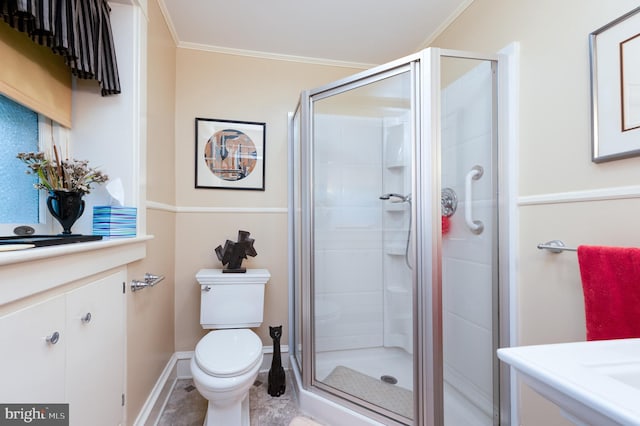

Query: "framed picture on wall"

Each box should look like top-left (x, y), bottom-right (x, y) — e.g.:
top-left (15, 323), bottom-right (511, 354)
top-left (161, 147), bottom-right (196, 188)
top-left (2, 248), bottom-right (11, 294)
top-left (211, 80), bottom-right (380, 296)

top-left (590, 6), bottom-right (640, 162)
top-left (195, 117), bottom-right (266, 190)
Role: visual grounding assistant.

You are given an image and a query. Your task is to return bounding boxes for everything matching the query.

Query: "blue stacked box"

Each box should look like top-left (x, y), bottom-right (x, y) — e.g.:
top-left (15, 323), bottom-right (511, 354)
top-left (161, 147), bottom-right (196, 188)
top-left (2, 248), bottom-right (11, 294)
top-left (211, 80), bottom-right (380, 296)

top-left (92, 206), bottom-right (137, 238)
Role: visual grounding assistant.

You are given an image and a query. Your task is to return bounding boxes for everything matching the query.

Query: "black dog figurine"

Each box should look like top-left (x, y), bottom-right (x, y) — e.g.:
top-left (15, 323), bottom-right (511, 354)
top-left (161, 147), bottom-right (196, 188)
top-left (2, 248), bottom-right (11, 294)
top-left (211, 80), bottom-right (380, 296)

top-left (267, 325), bottom-right (286, 397)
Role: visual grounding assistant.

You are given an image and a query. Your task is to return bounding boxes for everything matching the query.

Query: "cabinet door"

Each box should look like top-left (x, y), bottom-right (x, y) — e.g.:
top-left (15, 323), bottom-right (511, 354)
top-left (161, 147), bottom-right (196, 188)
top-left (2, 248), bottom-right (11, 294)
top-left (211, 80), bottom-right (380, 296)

top-left (0, 295), bottom-right (66, 402)
top-left (65, 271), bottom-right (125, 426)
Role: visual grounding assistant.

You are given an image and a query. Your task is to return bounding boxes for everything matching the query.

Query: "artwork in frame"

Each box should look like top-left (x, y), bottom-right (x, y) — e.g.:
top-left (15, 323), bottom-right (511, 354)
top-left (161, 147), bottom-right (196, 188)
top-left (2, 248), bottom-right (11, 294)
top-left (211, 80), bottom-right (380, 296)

top-left (195, 118), bottom-right (266, 190)
top-left (590, 6), bottom-right (640, 163)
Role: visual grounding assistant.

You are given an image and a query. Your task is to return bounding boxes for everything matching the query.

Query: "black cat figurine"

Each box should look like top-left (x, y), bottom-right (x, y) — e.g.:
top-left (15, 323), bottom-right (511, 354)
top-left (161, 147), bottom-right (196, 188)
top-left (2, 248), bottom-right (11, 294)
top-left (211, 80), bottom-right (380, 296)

top-left (268, 325), bottom-right (286, 397)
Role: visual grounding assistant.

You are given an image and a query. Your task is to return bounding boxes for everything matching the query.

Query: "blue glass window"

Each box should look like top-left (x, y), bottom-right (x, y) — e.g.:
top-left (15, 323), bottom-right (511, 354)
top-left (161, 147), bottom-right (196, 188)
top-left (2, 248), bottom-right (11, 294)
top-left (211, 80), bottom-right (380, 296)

top-left (0, 94), bottom-right (39, 224)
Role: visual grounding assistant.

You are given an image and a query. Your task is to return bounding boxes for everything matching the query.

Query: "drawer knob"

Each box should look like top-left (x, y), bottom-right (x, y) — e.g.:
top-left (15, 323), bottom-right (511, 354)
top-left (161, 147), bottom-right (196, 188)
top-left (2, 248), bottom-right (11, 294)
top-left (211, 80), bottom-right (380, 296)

top-left (46, 331), bottom-right (60, 345)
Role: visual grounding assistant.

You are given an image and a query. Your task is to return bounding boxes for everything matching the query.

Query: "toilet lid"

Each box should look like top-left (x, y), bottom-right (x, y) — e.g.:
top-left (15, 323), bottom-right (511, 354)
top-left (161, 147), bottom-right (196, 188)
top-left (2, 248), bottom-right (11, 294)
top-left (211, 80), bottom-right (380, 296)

top-left (195, 329), bottom-right (262, 377)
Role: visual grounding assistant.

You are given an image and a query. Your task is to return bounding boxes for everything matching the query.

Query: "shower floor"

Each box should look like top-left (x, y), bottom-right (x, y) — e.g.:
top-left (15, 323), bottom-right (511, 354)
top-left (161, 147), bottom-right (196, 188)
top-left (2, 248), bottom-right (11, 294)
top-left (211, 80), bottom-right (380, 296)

top-left (311, 346), bottom-right (492, 425)
top-left (315, 346), bottom-right (413, 391)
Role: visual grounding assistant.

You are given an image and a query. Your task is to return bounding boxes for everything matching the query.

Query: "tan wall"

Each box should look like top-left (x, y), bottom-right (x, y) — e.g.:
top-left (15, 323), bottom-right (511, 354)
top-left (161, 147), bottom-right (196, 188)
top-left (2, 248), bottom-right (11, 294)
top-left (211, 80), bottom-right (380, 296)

top-left (175, 212), bottom-right (287, 348)
top-left (173, 49), bottom-right (360, 350)
top-left (126, 0), bottom-right (177, 422)
top-left (126, 210), bottom-right (176, 422)
top-left (433, 0), bottom-right (640, 195)
top-left (432, 1), bottom-right (640, 424)
top-left (146, 1), bottom-right (177, 206)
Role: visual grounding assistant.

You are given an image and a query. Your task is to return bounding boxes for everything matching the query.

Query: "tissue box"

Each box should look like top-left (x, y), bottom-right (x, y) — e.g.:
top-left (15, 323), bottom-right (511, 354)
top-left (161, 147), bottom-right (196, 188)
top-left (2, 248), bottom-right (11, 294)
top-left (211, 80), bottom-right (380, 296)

top-left (92, 206), bottom-right (137, 238)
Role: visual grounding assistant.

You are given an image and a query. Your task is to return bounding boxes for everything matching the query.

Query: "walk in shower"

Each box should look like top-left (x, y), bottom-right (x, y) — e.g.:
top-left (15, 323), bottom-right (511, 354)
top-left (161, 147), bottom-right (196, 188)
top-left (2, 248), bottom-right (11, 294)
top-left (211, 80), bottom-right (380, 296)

top-left (288, 48), bottom-right (510, 426)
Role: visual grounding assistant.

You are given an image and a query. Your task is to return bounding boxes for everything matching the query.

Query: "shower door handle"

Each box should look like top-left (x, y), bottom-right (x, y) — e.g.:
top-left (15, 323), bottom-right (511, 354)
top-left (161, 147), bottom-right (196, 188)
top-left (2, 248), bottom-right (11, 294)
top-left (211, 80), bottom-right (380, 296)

top-left (464, 165), bottom-right (484, 235)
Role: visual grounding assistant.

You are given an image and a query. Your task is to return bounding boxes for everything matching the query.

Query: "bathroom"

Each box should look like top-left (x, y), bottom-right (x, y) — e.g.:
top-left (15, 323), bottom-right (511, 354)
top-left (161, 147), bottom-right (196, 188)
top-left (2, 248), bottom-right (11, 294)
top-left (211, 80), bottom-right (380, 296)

top-left (1, 1), bottom-right (640, 425)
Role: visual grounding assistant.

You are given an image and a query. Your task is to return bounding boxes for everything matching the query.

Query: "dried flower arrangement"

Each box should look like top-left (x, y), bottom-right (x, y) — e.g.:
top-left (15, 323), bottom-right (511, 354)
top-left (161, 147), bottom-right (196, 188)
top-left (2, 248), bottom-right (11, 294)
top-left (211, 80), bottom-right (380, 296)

top-left (17, 148), bottom-right (109, 195)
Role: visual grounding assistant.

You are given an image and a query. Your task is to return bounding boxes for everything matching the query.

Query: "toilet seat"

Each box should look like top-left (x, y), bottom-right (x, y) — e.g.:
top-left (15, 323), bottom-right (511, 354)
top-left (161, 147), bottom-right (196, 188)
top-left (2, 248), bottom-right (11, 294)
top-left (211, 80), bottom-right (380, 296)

top-left (195, 329), bottom-right (262, 378)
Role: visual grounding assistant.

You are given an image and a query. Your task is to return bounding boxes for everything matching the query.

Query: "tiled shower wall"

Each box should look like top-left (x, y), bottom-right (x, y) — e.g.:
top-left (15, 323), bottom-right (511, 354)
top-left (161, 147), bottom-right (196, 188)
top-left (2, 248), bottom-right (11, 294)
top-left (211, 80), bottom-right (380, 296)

top-left (313, 115), bottom-right (384, 352)
top-left (312, 60), bottom-right (495, 422)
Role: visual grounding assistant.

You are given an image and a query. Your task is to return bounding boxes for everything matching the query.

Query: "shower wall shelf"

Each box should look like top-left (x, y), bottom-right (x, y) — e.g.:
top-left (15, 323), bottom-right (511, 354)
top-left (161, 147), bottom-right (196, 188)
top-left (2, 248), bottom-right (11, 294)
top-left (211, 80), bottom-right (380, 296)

top-left (385, 286), bottom-right (409, 294)
top-left (385, 245), bottom-right (407, 255)
top-left (385, 163), bottom-right (406, 169)
top-left (384, 203), bottom-right (409, 212)
top-left (380, 113), bottom-right (413, 360)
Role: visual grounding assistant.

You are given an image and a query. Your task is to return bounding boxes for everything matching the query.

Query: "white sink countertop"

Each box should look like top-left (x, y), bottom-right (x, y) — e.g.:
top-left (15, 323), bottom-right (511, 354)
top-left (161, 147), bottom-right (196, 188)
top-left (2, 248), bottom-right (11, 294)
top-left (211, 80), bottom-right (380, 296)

top-left (498, 338), bottom-right (640, 426)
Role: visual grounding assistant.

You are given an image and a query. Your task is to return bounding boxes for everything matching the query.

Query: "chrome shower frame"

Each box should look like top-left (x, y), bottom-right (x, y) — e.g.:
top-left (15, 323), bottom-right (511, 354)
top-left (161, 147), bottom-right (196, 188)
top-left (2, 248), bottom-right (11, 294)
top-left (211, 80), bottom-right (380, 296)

top-left (287, 47), bottom-right (512, 426)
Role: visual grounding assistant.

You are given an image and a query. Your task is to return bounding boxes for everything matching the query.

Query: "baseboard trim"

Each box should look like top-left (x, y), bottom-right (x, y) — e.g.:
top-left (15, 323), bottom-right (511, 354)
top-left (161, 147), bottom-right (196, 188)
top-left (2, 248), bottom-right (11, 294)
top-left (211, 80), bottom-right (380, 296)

top-left (132, 352), bottom-right (187, 426)
top-left (132, 346), bottom-right (289, 425)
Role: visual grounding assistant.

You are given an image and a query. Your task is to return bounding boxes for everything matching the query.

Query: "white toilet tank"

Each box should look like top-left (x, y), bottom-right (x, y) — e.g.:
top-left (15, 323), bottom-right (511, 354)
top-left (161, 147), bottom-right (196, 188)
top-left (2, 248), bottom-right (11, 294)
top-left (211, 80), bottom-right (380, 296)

top-left (196, 268), bottom-right (270, 329)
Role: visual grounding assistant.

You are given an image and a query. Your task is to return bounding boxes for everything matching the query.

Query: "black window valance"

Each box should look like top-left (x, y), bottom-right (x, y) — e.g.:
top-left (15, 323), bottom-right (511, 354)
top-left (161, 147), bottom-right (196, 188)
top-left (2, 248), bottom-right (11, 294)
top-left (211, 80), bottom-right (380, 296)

top-left (0, 0), bottom-right (121, 96)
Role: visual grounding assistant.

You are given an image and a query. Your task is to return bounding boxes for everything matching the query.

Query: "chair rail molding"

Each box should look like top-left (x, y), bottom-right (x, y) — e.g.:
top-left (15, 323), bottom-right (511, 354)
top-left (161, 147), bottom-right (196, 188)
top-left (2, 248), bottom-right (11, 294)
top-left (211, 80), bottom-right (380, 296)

top-left (518, 185), bottom-right (640, 206)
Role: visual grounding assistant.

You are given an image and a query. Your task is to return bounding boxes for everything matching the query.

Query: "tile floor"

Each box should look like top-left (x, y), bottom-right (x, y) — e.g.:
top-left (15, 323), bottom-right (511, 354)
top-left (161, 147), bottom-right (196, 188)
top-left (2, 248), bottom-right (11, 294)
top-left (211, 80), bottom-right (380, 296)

top-left (157, 370), bottom-right (321, 426)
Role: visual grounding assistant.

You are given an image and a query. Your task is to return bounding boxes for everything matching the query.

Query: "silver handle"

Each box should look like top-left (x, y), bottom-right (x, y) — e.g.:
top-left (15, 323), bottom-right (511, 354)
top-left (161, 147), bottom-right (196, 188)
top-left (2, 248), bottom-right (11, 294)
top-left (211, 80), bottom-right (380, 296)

top-left (81, 312), bottom-right (92, 323)
top-left (131, 273), bottom-right (165, 292)
top-left (464, 165), bottom-right (484, 235)
top-left (441, 187), bottom-right (458, 217)
top-left (202, 286), bottom-right (211, 292)
top-left (537, 240), bottom-right (577, 253)
top-left (46, 331), bottom-right (60, 345)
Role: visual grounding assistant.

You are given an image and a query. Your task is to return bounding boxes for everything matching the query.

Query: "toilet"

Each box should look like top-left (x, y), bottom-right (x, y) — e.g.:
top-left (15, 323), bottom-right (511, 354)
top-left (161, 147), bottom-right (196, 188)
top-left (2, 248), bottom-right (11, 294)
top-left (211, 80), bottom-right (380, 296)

top-left (190, 268), bottom-right (270, 426)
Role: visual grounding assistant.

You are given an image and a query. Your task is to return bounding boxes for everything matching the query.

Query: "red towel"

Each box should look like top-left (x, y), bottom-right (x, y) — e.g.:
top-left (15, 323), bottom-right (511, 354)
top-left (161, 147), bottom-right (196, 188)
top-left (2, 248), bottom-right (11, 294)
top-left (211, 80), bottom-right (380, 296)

top-left (442, 216), bottom-right (451, 235)
top-left (577, 245), bottom-right (640, 341)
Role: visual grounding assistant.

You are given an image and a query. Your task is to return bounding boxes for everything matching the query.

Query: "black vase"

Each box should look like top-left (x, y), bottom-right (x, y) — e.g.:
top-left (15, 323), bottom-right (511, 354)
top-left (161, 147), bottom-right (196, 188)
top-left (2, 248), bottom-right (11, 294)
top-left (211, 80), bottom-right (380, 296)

top-left (47, 190), bottom-right (85, 235)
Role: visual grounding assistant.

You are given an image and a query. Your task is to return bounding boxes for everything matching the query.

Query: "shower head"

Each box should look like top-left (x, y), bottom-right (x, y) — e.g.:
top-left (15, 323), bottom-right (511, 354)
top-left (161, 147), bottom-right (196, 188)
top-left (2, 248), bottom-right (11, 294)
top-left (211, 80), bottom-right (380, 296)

top-left (379, 193), bottom-right (411, 203)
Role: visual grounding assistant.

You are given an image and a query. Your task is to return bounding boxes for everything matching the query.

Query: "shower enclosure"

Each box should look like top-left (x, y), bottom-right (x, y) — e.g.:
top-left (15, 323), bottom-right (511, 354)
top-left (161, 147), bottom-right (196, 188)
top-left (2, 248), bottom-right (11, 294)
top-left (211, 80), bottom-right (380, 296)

top-left (288, 48), bottom-right (510, 426)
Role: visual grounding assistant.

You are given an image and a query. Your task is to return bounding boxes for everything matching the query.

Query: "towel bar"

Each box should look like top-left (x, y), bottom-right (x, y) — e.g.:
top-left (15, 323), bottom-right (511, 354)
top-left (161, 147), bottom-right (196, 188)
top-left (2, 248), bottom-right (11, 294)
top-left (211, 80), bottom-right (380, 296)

top-left (537, 240), bottom-right (577, 253)
top-left (131, 273), bottom-right (165, 292)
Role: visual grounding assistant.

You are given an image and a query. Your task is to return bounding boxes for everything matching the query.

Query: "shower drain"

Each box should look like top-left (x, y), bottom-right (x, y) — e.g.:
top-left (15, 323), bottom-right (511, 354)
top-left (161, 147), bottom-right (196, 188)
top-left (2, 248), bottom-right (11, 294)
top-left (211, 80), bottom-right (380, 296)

top-left (380, 375), bottom-right (398, 385)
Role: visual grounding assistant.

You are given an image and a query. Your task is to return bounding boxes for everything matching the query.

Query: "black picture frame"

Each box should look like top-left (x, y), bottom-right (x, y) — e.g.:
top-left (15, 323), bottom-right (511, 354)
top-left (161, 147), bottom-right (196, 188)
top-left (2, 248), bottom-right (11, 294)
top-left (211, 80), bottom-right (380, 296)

top-left (195, 117), bottom-right (266, 190)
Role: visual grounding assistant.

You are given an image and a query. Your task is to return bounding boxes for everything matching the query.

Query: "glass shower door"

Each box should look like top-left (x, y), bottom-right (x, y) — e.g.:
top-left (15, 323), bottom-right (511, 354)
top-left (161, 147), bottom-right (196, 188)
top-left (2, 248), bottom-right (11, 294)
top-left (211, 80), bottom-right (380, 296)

top-left (290, 48), bottom-right (507, 426)
top-left (439, 55), bottom-right (500, 426)
top-left (309, 67), bottom-right (415, 423)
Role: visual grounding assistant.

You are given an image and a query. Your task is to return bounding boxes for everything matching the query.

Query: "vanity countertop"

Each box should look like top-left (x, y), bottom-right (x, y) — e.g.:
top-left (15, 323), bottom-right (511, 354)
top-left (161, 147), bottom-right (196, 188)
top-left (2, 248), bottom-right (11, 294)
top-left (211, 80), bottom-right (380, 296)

top-left (498, 338), bottom-right (640, 426)
top-left (0, 235), bottom-right (152, 305)
top-left (0, 234), bottom-right (103, 249)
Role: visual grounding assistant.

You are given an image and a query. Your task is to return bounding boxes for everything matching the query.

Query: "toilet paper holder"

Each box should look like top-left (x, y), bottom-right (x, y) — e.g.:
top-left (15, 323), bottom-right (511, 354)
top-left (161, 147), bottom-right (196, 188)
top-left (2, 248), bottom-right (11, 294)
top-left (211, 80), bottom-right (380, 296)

top-left (131, 273), bottom-right (165, 292)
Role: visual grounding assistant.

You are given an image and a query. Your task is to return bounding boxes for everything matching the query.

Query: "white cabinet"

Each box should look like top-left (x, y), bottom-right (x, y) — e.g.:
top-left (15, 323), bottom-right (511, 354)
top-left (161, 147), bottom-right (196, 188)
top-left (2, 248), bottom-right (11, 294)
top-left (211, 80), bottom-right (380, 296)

top-left (0, 270), bottom-right (125, 426)
top-left (66, 271), bottom-right (125, 425)
top-left (0, 295), bottom-right (66, 403)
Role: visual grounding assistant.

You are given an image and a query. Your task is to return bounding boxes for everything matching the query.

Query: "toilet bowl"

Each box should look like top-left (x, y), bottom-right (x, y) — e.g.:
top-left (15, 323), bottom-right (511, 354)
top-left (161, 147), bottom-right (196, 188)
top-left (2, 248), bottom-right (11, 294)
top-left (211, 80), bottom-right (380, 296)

top-left (191, 268), bottom-right (270, 426)
top-left (191, 329), bottom-right (263, 426)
